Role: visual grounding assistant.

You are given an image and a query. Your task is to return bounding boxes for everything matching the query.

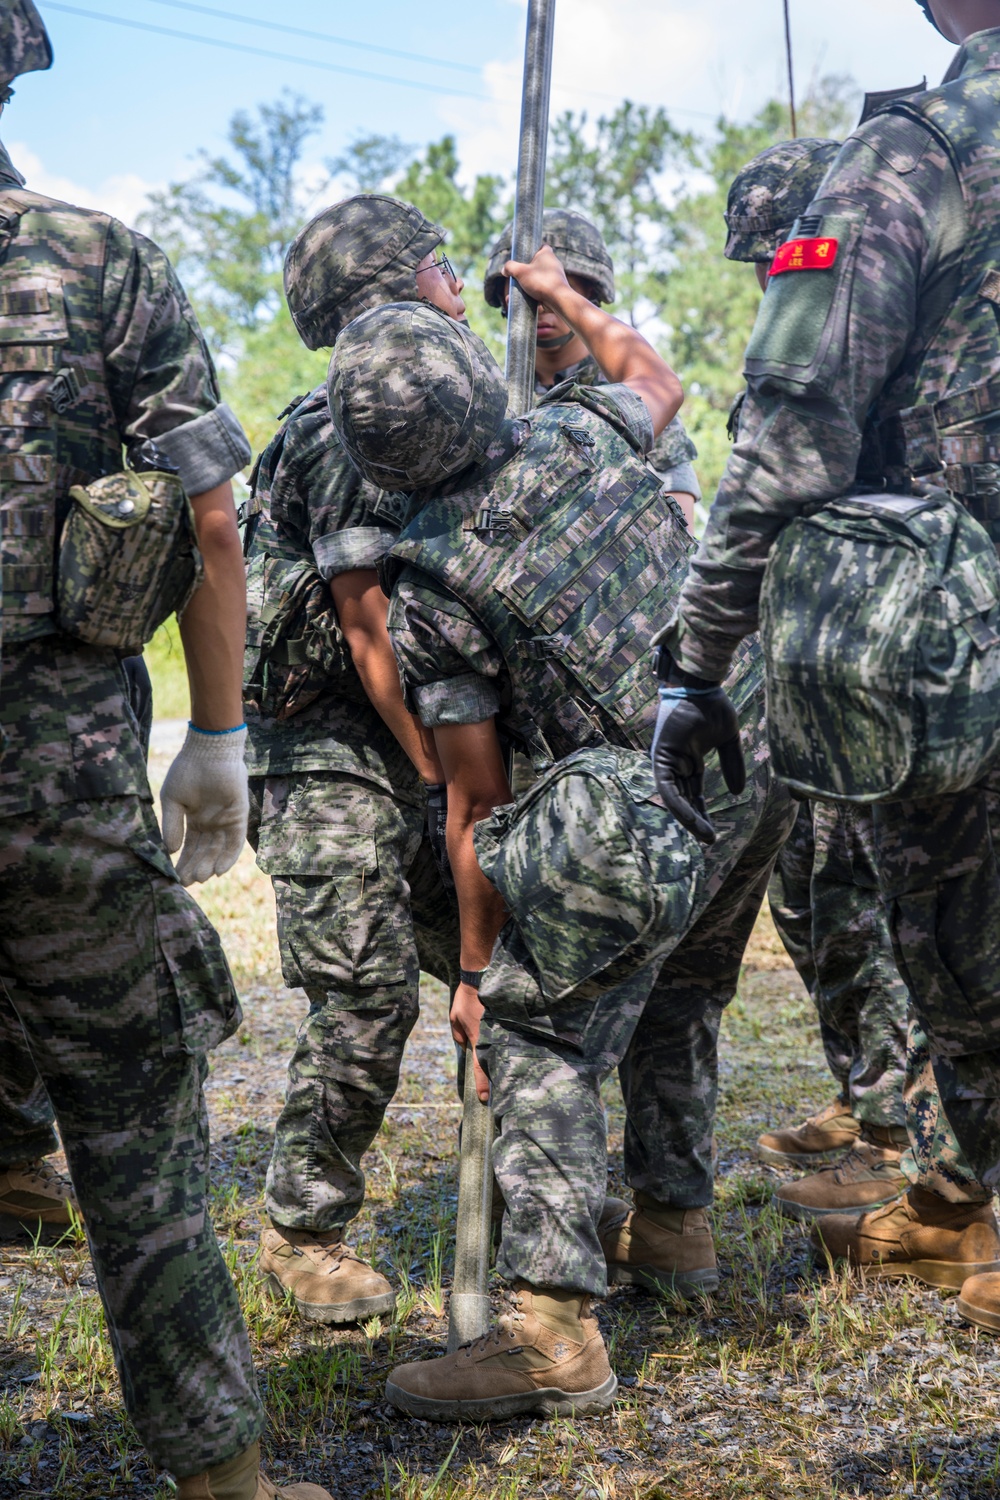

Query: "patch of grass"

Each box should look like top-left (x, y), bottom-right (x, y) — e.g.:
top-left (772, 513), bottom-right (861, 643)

top-left (4, 889), bottom-right (1000, 1498)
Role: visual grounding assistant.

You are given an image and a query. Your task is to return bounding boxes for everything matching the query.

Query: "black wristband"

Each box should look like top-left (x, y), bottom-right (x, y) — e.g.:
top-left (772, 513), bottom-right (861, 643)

top-left (459, 968), bottom-right (486, 990)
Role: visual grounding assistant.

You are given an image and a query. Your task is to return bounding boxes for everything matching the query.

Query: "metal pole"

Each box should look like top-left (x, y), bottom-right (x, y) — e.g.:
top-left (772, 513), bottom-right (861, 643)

top-left (783, 0), bottom-right (798, 139)
top-left (505, 0), bottom-right (558, 415)
top-left (447, 1048), bottom-right (495, 1351)
top-left (446, 0), bottom-right (557, 1354)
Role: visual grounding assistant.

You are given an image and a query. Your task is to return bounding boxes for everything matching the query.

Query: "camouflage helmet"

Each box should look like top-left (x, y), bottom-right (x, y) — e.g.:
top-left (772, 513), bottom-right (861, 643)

top-left (329, 301), bottom-right (509, 490)
top-left (283, 193), bottom-right (445, 350)
top-left (0, 0), bottom-right (52, 103)
top-left (724, 138), bottom-right (841, 263)
top-left (483, 207), bottom-right (615, 308)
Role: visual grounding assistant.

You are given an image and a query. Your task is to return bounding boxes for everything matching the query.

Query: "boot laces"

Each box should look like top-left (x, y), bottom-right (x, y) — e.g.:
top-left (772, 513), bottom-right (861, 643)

top-left (459, 1290), bottom-right (525, 1357)
top-left (17, 1160), bottom-right (70, 1194)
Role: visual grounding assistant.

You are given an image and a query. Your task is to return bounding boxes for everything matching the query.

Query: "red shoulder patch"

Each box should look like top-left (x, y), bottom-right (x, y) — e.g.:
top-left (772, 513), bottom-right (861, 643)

top-left (768, 237), bottom-right (839, 277)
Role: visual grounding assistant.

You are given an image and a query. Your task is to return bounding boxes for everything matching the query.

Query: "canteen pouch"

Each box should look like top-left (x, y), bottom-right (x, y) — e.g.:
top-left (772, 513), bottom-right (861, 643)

top-left (57, 469), bottom-right (202, 656)
top-left (243, 548), bottom-right (367, 721)
top-left (760, 489), bottom-right (1000, 801)
top-left (473, 744), bottom-right (703, 1005)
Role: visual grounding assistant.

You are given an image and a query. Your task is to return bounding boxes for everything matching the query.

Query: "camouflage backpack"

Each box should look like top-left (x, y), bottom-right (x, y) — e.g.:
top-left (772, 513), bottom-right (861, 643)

top-left (760, 489), bottom-right (1000, 801)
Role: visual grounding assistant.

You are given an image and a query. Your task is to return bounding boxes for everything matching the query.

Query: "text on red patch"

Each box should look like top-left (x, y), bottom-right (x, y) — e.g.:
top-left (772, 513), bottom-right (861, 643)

top-left (768, 237), bottom-right (840, 276)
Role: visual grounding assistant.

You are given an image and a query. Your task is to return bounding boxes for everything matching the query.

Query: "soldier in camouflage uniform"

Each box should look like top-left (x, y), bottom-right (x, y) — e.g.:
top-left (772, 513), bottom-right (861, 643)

top-left (725, 136), bottom-right (988, 1222)
top-left (244, 195), bottom-right (466, 1326)
top-left (656, 0), bottom-right (1000, 1327)
top-left (327, 248), bottom-right (795, 1420)
top-left (0, 7), bottom-right (330, 1497)
top-left (483, 208), bottom-right (702, 528)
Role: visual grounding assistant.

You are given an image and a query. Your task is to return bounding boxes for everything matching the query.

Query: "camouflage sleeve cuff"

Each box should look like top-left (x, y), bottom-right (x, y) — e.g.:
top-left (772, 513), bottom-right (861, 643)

top-left (312, 526), bottom-right (398, 579)
top-left (655, 461), bottom-right (701, 500)
top-left (412, 675), bottom-right (500, 727)
top-left (153, 403), bottom-right (252, 495)
top-left (652, 614), bottom-right (735, 683)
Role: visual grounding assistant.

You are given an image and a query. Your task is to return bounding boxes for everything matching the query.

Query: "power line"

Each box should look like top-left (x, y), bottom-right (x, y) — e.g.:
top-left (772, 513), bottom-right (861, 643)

top-left (44, 1), bottom-right (723, 126)
top-left (43, 2), bottom-right (486, 99)
top-left (141, 0), bottom-right (479, 75)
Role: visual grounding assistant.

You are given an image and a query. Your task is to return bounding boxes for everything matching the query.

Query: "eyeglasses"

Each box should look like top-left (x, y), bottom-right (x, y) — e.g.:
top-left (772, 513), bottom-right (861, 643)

top-left (416, 252), bottom-right (457, 283)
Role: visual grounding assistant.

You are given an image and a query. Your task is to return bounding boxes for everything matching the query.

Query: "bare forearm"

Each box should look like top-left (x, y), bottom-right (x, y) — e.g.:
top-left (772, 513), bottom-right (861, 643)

top-left (348, 630), bottom-right (443, 781)
top-left (332, 568), bottom-right (443, 782)
top-left (539, 284), bottom-right (681, 434)
top-left (178, 480), bottom-right (245, 730)
top-left (447, 812), bottom-right (508, 968)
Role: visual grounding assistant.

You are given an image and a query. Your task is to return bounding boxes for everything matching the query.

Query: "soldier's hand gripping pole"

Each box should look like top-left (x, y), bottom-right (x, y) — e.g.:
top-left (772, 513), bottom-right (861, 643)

top-left (504, 0), bottom-right (558, 415)
top-left (447, 1046), bottom-right (495, 1351)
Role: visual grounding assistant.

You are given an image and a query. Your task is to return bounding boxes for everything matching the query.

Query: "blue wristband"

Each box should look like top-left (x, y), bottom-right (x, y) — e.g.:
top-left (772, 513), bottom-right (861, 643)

top-left (188, 721), bottom-right (247, 736)
top-left (658, 684), bottom-right (717, 701)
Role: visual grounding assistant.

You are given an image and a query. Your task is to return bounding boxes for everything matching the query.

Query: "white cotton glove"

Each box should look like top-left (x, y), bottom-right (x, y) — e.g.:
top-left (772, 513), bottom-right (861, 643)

top-left (160, 725), bottom-right (249, 886)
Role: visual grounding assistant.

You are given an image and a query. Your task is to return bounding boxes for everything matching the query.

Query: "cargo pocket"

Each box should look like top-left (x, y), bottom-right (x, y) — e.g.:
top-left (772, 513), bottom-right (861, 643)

top-left (126, 826), bottom-right (241, 1057)
top-left (257, 817), bottom-right (408, 990)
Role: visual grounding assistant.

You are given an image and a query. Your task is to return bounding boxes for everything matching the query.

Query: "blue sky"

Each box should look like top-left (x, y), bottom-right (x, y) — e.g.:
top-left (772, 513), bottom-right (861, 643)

top-left (6, 1), bottom-right (958, 223)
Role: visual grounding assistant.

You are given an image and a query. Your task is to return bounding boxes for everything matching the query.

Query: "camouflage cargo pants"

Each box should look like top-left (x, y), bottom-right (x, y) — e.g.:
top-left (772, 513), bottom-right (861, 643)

top-left (480, 775), bottom-right (794, 1296)
top-left (768, 798), bottom-right (985, 1200)
top-left (0, 653), bottom-right (153, 1169)
top-left (0, 794), bottom-right (264, 1477)
top-left (248, 771), bottom-right (460, 1233)
top-left (768, 797), bottom-right (908, 1121)
top-left (873, 765), bottom-right (1000, 1195)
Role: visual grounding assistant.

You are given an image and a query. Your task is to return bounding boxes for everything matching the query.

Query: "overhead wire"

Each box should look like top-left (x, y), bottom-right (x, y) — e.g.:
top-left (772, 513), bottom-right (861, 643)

top-left (43, 1), bottom-right (721, 123)
top-left (140, 0), bottom-right (480, 74)
top-left (42, 2), bottom-right (486, 99)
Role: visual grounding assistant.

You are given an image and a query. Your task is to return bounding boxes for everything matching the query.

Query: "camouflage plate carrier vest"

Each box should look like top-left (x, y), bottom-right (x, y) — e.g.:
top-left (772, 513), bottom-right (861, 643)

top-left (0, 188), bottom-right (120, 642)
top-left (243, 391), bottom-right (368, 720)
top-left (871, 61), bottom-right (1000, 533)
top-left (390, 383), bottom-right (763, 771)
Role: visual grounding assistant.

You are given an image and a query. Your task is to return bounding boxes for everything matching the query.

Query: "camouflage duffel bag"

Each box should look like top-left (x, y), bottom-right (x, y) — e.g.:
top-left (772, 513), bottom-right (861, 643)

top-left (243, 547), bottom-right (366, 721)
top-left (57, 469), bottom-right (202, 656)
top-left (760, 489), bottom-right (1000, 802)
top-left (473, 744), bottom-right (704, 1004)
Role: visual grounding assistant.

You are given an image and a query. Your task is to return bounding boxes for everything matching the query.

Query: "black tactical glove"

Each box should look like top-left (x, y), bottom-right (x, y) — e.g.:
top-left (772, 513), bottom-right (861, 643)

top-left (651, 651), bottom-right (746, 846)
top-left (425, 782), bottom-right (454, 890)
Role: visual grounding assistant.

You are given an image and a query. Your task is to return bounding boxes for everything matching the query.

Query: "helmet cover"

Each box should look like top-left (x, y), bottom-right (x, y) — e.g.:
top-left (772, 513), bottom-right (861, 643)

top-left (483, 206), bottom-right (615, 308)
top-left (0, 0), bottom-right (52, 100)
top-left (724, 138), bottom-right (842, 263)
top-left (328, 301), bottom-right (509, 490)
top-left (284, 193), bottom-right (444, 350)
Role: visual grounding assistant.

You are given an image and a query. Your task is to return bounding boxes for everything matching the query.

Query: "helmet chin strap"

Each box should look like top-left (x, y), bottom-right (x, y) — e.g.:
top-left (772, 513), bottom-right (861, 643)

top-left (536, 330), bottom-right (576, 350)
top-left (914, 0), bottom-right (946, 36)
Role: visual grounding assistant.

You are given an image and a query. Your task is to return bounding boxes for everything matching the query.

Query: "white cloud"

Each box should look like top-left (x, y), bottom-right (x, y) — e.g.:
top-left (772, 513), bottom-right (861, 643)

top-left (447, 0), bottom-right (956, 181)
top-left (5, 142), bottom-right (159, 227)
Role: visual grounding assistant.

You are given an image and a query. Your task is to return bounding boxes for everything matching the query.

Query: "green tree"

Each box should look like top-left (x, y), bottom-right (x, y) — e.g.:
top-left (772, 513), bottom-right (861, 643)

top-left (140, 91), bottom-right (325, 352)
top-left (545, 101), bottom-right (695, 330)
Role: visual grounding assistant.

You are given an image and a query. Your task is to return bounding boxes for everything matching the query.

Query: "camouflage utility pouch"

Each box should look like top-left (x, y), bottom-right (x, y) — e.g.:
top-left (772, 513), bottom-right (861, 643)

top-left (56, 469), bottom-right (202, 656)
top-left (474, 745), bottom-right (703, 1004)
top-left (243, 548), bottom-right (364, 721)
top-left (760, 490), bottom-right (1000, 801)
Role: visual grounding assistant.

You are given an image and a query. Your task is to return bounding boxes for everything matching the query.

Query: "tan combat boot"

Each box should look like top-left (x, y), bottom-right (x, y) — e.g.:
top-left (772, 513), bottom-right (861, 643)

top-left (385, 1283), bottom-right (617, 1421)
top-left (757, 1098), bottom-right (860, 1166)
top-left (598, 1195), bottom-right (718, 1295)
top-left (0, 1159), bottom-right (78, 1228)
top-left (812, 1187), bottom-right (1000, 1288)
top-left (957, 1271), bottom-right (1000, 1332)
top-left (775, 1129), bottom-right (908, 1221)
top-left (260, 1226), bottom-right (395, 1324)
top-left (176, 1440), bottom-right (331, 1499)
